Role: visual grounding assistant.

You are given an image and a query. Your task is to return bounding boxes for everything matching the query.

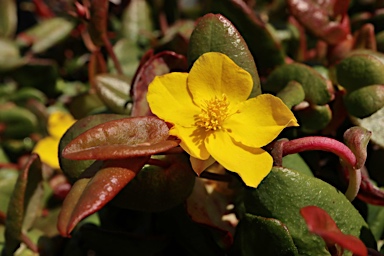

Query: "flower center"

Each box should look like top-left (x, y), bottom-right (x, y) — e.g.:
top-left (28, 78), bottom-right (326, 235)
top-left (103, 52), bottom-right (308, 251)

top-left (196, 94), bottom-right (230, 131)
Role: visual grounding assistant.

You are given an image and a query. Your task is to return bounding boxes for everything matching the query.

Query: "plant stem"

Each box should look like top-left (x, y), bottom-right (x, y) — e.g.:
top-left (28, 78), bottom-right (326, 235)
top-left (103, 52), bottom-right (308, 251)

top-left (280, 136), bottom-right (360, 201)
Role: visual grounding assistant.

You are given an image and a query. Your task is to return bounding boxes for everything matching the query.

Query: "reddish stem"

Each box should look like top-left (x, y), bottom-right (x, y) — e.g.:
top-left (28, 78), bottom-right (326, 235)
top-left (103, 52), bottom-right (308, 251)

top-left (282, 136), bottom-right (356, 167)
top-left (279, 136), bottom-right (360, 201)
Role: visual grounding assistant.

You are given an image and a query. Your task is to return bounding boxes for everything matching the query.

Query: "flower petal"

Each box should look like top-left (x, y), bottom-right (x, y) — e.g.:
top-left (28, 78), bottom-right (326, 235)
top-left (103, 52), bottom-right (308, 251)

top-left (169, 125), bottom-right (210, 160)
top-left (188, 52), bottom-right (253, 107)
top-left (33, 137), bottom-right (60, 169)
top-left (190, 156), bottom-right (216, 176)
top-left (205, 130), bottom-right (273, 187)
top-left (147, 73), bottom-right (200, 127)
top-left (225, 94), bottom-right (299, 148)
top-left (48, 111), bottom-right (76, 139)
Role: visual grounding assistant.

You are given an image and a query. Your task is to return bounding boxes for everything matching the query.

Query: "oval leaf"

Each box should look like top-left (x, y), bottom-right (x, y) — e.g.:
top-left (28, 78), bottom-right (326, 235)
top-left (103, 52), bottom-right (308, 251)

top-left (344, 85), bottom-right (384, 118)
top-left (62, 116), bottom-right (178, 160)
top-left (0, 0), bottom-right (16, 38)
top-left (131, 51), bottom-right (188, 116)
top-left (59, 157), bottom-right (148, 236)
top-left (5, 154), bottom-right (43, 255)
top-left (59, 114), bottom-right (127, 181)
top-left (336, 53), bottom-right (384, 92)
top-left (16, 17), bottom-right (75, 54)
top-left (188, 13), bottom-right (261, 97)
top-left (232, 214), bottom-right (299, 256)
top-left (264, 63), bottom-right (332, 105)
top-left (94, 74), bottom-right (132, 115)
top-left (210, 0), bottom-right (286, 75)
top-left (245, 167), bottom-right (373, 255)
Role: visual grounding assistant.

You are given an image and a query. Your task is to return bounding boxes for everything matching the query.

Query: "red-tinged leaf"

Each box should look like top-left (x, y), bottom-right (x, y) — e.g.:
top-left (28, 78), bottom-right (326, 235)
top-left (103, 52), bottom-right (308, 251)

top-left (357, 174), bottom-right (384, 206)
top-left (5, 154), bottom-right (43, 255)
top-left (333, 0), bottom-right (350, 18)
top-left (131, 51), bottom-right (188, 117)
top-left (57, 177), bottom-right (90, 237)
top-left (58, 157), bottom-right (149, 237)
top-left (88, 0), bottom-right (108, 46)
top-left (343, 127), bottom-right (371, 169)
top-left (300, 206), bottom-right (368, 256)
top-left (62, 116), bottom-right (179, 160)
top-left (287, 0), bottom-right (349, 44)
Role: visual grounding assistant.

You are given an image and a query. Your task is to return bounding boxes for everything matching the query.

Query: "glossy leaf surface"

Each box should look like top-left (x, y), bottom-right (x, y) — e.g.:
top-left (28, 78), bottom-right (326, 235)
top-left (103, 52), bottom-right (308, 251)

top-left (287, 0), bottom-right (349, 45)
top-left (94, 74), bottom-right (132, 115)
top-left (211, 1), bottom-right (285, 76)
top-left (59, 114), bottom-right (127, 181)
top-left (62, 116), bottom-right (178, 160)
top-left (188, 13), bottom-right (261, 97)
top-left (131, 51), bottom-right (188, 116)
top-left (58, 157), bottom-right (148, 237)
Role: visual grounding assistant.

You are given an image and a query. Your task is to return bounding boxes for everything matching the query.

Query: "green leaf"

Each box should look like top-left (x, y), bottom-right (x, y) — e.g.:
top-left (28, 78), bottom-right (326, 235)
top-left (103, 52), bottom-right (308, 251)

top-left (276, 81), bottom-right (305, 109)
top-left (187, 13), bottom-right (261, 97)
top-left (296, 104), bottom-right (332, 133)
top-left (282, 154), bottom-right (313, 177)
top-left (16, 17), bottom-right (75, 54)
top-left (62, 116), bottom-right (178, 160)
top-left (0, 169), bottom-right (18, 213)
top-left (112, 154), bottom-right (196, 212)
top-left (94, 74), bottom-right (132, 115)
top-left (264, 63), bottom-right (332, 105)
top-left (245, 167), bottom-right (372, 256)
top-left (231, 214), bottom-right (299, 256)
top-left (4, 154), bottom-right (43, 256)
top-left (58, 157), bottom-right (148, 236)
top-left (59, 114), bottom-right (127, 181)
top-left (367, 204), bottom-right (384, 241)
top-left (210, 0), bottom-right (286, 75)
top-left (0, 0), bottom-right (16, 38)
top-left (109, 39), bottom-right (141, 77)
top-left (344, 85), bottom-right (384, 118)
top-left (121, 0), bottom-right (153, 46)
top-left (67, 92), bottom-right (107, 119)
top-left (0, 39), bottom-right (26, 72)
top-left (0, 104), bottom-right (39, 140)
top-left (336, 53), bottom-right (384, 92)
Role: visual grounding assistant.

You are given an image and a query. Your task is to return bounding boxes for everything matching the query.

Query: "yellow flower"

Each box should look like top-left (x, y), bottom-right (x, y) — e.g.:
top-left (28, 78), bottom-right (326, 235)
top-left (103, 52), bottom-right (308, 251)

top-left (33, 111), bottom-right (76, 169)
top-left (147, 52), bottom-right (298, 187)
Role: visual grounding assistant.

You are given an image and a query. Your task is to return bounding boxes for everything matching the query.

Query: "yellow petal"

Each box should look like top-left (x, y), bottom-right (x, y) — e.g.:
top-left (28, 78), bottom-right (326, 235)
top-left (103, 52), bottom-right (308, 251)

top-left (225, 94), bottom-right (299, 148)
top-left (147, 73), bottom-right (200, 127)
top-left (190, 156), bottom-right (215, 176)
top-left (48, 111), bottom-right (76, 139)
top-left (169, 125), bottom-right (210, 160)
top-left (188, 52), bottom-right (253, 107)
top-left (205, 130), bottom-right (273, 188)
top-left (33, 137), bottom-right (60, 169)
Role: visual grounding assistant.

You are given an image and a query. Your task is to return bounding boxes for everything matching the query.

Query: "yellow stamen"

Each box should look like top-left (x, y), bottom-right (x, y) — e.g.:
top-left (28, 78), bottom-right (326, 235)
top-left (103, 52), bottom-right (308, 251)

top-left (196, 94), bottom-right (229, 131)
